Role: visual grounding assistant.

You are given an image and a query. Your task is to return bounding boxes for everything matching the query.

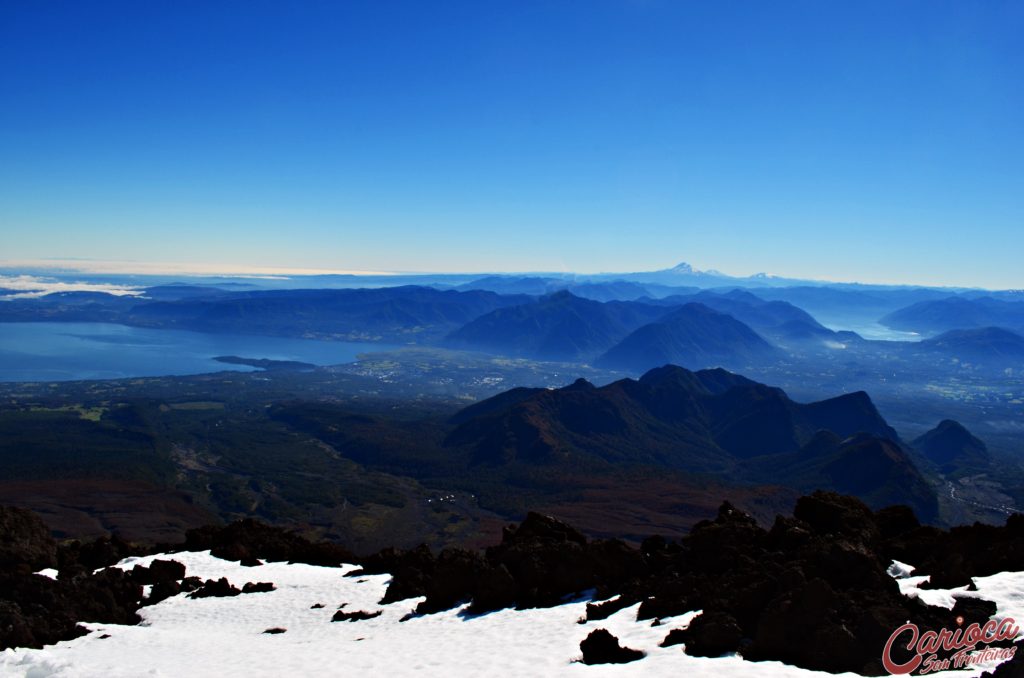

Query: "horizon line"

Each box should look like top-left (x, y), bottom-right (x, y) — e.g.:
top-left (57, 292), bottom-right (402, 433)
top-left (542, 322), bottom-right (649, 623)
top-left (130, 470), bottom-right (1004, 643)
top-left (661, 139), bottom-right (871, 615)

top-left (0, 258), bottom-right (1015, 293)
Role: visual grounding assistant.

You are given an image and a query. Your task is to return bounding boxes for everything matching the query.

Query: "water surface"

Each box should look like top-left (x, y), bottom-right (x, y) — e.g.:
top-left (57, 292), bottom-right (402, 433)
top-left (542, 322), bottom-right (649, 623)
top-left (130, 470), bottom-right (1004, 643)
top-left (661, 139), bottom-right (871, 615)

top-left (0, 322), bottom-right (396, 382)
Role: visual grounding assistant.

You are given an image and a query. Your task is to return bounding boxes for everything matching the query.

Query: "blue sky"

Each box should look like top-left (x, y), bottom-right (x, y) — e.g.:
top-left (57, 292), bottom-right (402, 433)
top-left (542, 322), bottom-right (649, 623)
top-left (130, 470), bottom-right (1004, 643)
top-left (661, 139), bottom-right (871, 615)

top-left (1, 1), bottom-right (1022, 287)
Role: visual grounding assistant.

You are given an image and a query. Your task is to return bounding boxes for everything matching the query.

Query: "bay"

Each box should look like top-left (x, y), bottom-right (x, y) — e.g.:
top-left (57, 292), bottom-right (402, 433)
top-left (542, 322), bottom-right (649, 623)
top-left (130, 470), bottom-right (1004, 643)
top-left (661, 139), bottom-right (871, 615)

top-left (0, 322), bottom-right (396, 382)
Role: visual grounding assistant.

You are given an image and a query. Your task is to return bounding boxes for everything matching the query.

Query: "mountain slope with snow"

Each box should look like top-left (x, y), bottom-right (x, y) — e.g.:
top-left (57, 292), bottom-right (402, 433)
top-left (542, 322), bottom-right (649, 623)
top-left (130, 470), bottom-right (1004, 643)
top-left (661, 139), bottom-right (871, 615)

top-left (2, 549), bottom-right (1019, 677)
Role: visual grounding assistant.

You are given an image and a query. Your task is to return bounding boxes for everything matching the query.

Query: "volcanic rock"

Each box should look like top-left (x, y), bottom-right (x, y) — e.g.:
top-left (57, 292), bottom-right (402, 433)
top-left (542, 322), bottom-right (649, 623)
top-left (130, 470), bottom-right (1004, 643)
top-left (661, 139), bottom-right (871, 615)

top-left (188, 577), bottom-right (241, 598)
top-left (242, 582), bottom-right (275, 594)
top-left (331, 609), bottom-right (382, 622)
top-left (0, 506), bottom-right (57, 572)
top-left (579, 629), bottom-right (645, 664)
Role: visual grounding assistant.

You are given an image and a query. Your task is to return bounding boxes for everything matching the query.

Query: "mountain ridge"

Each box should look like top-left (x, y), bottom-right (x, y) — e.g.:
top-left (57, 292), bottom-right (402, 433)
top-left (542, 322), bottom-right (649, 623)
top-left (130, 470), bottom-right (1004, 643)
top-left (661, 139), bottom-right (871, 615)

top-left (594, 303), bottom-right (778, 372)
top-left (443, 364), bottom-right (935, 520)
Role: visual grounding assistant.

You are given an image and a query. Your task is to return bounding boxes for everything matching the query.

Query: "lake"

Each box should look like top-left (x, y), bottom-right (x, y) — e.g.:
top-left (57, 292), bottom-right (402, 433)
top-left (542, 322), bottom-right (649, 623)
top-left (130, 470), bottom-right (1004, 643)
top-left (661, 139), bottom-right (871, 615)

top-left (822, 321), bottom-right (924, 342)
top-left (0, 322), bottom-right (398, 382)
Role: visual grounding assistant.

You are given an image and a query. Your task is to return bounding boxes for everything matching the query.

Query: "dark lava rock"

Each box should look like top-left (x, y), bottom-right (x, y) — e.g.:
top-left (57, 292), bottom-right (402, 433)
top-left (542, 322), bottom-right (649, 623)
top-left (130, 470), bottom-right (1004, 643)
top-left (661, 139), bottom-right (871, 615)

top-left (744, 578), bottom-right (863, 672)
top-left (144, 580), bottom-right (182, 606)
top-left (482, 512), bottom-right (609, 611)
top-left (634, 572), bottom-right (703, 621)
top-left (874, 505), bottom-right (920, 539)
top-left (793, 491), bottom-right (881, 549)
top-left (370, 512), bottom-right (644, 615)
top-left (0, 565), bottom-right (143, 650)
top-left (331, 609), bottom-right (382, 622)
top-left (466, 562), bottom-right (516, 614)
top-left (180, 576), bottom-right (204, 592)
top-left (0, 577), bottom-right (86, 649)
top-left (355, 544), bottom-right (436, 604)
top-left (951, 596), bottom-right (998, 626)
top-left (506, 511), bottom-right (587, 546)
top-left (188, 577), bottom-right (241, 599)
top-left (884, 512), bottom-right (1024, 590)
top-left (579, 629), bottom-right (645, 665)
top-left (263, 627), bottom-right (287, 634)
top-left (311, 603), bottom-right (324, 609)
top-left (5, 492), bottom-right (1023, 677)
top-left (131, 559), bottom-right (186, 585)
top-left (183, 519), bottom-right (355, 567)
top-left (57, 534), bottom-right (142, 578)
top-left (586, 596), bottom-right (634, 622)
top-left (0, 506), bottom-right (57, 571)
top-left (416, 548), bottom-right (487, 614)
top-left (671, 610), bottom-right (743, 657)
top-left (242, 581), bottom-right (276, 594)
top-left (71, 568), bottom-right (144, 625)
top-left (660, 627), bottom-right (685, 647)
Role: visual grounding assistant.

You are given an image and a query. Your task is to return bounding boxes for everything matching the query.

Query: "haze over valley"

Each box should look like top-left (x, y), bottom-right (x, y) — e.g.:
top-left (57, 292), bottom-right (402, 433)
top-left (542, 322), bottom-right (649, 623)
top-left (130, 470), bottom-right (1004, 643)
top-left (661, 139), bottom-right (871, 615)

top-left (1, 261), bottom-right (1023, 547)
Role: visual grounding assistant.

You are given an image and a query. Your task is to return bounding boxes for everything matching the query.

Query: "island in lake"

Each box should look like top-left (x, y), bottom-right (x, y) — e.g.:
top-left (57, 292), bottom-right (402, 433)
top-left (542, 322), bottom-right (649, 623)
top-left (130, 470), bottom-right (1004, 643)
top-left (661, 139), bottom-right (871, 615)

top-left (213, 355), bottom-right (318, 372)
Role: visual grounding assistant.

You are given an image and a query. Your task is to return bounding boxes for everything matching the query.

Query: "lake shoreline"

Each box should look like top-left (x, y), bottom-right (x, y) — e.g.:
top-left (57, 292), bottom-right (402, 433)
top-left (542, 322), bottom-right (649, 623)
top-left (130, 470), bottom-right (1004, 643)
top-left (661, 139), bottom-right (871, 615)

top-left (0, 322), bottom-right (397, 382)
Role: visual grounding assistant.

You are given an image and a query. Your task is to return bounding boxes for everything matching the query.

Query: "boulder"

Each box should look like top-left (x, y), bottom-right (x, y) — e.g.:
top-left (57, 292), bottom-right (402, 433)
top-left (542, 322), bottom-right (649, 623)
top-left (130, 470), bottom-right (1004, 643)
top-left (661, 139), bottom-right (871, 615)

top-left (331, 609), bottom-right (381, 622)
top-left (579, 629), bottom-right (644, 665)
top-left (184, 520), bottom-right (355, 567)
top-left (673, 610), bottom-right (744, 657)
top-left (188, 577), bottom-right (240, 598)
top-left (242, 582), bottom-right (275, 594)
top-left (144, 580), bottom-right (182, 606)
top-left (131, 559), bottom-right (186, 585)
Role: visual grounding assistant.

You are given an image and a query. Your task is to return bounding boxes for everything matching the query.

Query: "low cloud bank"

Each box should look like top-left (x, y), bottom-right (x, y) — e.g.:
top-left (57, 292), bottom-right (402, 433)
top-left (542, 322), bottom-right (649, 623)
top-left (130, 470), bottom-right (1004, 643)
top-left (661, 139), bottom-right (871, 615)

top-left (0, 274), bottom-right (143, 299)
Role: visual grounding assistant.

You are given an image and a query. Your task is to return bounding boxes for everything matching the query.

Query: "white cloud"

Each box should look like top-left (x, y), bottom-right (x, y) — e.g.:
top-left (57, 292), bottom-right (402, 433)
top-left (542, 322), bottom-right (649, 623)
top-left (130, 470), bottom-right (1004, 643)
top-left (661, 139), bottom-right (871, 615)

top-left (0, 258), bottom-right (397, 277)
top-left (0, 274), bottom-right (143, 299)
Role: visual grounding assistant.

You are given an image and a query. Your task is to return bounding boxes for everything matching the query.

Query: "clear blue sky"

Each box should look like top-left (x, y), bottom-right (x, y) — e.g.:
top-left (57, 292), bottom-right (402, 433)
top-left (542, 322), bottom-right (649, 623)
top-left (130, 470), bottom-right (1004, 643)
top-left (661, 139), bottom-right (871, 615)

top-left (1, 1), bottom-right (1022, 287)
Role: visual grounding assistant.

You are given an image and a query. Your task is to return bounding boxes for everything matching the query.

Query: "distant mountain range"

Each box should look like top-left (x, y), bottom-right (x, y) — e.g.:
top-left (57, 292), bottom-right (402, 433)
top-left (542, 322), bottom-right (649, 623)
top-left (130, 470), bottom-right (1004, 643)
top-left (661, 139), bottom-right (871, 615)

top-left (127, 286), bottom-right (533, 343)
top-left (882, 296), bottom-right (1024, 335)
top-left (454, 275), bottom-right (697, 302)
top-left (914, 327), bottom-right (1024, 361)
top-left (448, 291), bottom-right (790, 369)
top-left (446, 291), bottom-right (669, 361)
top-left (5, 275), bottom-right (1024, 375)
top-left (0, 286), bottom-right (530, 343)
top-left (750, 285), bottom-right (957, 328)
top-left (448, 261), bottom-right (996, 317)
top-left (592, 261), bottom-right (810, 288)
top-left (449, 262), bottom-right (799, 292)
top-left (0, 283), bottom-right (845, 371)
top-left (450, 267), bottom-right (967, 325)
top-left (642, 289), bottom-right (840, 344)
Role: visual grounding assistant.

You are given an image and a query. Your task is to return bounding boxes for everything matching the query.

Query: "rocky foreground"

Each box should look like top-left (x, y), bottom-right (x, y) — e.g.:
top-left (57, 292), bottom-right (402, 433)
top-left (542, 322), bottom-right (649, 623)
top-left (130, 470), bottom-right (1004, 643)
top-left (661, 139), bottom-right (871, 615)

top-left (2, 492), bottom-right (1024, 676)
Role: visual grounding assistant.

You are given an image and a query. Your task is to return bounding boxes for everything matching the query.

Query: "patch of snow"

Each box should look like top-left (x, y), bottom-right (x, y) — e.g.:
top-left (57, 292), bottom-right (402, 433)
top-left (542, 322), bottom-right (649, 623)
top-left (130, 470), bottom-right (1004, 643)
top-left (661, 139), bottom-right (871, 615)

top-left (888, 562), bottom-right (1023, 673)
top-left (0, 552), bottom-right (1014, 677)
top-left (887, 560), bottom-right (915, 579)
top-left (886, 559), bottom-right (968, 606)
top-left (959, 571), bottom-right (1024, 624)
top-left (33, 569), bottom-right (58, 581)
top-left (890, 570), bottom-right (969, 610)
